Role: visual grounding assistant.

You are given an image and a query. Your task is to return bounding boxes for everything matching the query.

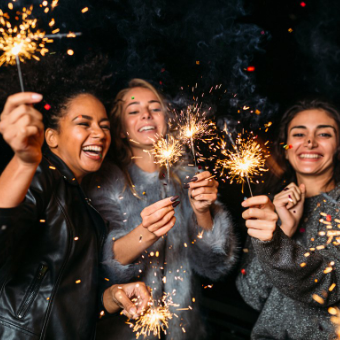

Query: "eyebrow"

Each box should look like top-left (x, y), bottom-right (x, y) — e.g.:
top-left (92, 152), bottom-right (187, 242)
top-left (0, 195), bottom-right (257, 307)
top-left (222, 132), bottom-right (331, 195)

top-left (72, 115), bottom-right (110, 123)
top-left (290, 125), bottom-right (337, 132)
top-left (126, 100), bottom-right (160, 108)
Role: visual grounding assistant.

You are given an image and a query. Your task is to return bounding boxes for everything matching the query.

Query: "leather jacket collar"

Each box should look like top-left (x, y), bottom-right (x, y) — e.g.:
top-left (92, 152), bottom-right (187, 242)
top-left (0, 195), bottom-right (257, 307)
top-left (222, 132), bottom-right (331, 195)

top-left (44, 148), bottom-right (79, 186)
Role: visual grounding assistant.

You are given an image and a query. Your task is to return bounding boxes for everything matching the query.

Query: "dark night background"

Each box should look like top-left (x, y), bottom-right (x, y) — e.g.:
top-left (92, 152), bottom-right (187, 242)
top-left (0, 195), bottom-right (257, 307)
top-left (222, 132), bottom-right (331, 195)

top-left (1, 0), bottom-right (340, 338)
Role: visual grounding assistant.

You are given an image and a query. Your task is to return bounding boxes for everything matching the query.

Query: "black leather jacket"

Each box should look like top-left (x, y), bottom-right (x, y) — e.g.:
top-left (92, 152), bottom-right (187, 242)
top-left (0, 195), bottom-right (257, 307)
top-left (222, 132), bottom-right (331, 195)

top-left (0, 150), bottom-right (107, 340)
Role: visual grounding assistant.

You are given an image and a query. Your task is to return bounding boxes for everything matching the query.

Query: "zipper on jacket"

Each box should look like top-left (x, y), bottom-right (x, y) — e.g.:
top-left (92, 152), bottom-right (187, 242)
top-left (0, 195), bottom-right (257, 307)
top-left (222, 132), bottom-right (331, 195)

top-left (17, 263), bottom-right (48, 319)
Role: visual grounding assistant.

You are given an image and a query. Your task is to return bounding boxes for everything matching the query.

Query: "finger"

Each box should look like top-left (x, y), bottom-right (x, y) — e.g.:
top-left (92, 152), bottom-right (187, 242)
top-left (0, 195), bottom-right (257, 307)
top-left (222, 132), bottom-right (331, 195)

top-left (114, 287), bottom-right (139, 319)
top-left (141, 197), bottom-right (177, 217)
top-left (299, 183), bottom-right (306, 200)
top-left (147, 210), bottom-right (175, 232)
top-left (245, 219), bottom-right (277, 230)
top-left (191, 186), bottom-right (217, 197)
top-left (241, 195), bottom-right (273, 209)
top-left (242, 207), bottom-right (278, 221)
top-left (135, 283), bottom-right (152, 314)
top-left (152, 216), bottom-right (176, 237)
top-left (189, 171), bottom-right (211, 182)
top-left (142, 206), bottom-right (175, 227)
top-left (5, 106), bottom-right (43, 127)
top-left (2, 93), bottom-right (43, 118)
top-left (188, 178), bottom-right (217, 190)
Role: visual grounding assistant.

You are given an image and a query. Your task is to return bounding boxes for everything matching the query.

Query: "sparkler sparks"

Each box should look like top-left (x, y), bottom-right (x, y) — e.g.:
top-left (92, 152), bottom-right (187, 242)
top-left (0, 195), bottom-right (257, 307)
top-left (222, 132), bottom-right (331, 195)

top-left (0, 6), bottom-right (49, 67)
top-left (178, 106), bottom-right (216, 166)
top-left (128, 293), bottom-right (178, 339)
top-left (216, 134), bottom-right (269, 193)
top-left (152, 134), bottom-right (183, 170)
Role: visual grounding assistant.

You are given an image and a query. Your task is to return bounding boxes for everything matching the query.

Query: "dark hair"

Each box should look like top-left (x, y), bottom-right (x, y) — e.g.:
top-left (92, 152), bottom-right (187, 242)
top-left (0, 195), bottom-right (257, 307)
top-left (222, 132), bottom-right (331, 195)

top-left (269, 98), bottom-right (340, 192)
top-left (0, 54), bottom-right (112, 131)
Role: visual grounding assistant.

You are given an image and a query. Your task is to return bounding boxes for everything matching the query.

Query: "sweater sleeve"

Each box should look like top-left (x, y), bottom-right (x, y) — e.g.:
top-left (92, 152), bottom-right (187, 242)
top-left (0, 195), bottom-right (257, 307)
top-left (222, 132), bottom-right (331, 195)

top-left (252, 226), bottom-right (340, 307)
top-left (187, 201), bottom-right (238, 280)
top-left (235, 236), bottom-right (273, 311)
top-left (85, 170), bottom-right (143, 284)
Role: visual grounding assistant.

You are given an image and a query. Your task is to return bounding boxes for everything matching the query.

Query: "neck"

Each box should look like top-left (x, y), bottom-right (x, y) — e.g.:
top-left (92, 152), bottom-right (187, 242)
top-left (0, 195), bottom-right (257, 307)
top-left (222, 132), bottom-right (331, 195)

top-left (296, 171), bottom-right (335, 197)
top-left (131, 147), bottom-right (159, 173)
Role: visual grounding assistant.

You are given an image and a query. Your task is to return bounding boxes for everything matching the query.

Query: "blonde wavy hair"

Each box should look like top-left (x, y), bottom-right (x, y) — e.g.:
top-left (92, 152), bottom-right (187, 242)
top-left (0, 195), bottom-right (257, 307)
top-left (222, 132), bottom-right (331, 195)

top-left (109, 79), bottom-right (168, 194)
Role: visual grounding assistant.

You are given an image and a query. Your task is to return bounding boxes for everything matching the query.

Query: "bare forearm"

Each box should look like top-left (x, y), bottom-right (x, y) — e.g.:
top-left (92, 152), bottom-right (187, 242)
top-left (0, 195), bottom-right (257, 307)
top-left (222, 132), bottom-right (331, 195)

top-left (0, 155), bottom-right (38, 208)
top-left (195, 210), bottom-right (213, 230)
top-left (113, 224), bottom-right (158, 265)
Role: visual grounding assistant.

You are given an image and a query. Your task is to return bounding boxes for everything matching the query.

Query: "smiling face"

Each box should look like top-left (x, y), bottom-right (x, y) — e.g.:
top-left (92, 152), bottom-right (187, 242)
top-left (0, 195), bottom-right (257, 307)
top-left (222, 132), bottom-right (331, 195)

top-left (46, 94), bottom-right (111, 182)
top-left (286, 109), bottom-right (339, 180)
top-left (120, 87), bottom-right (166, 151)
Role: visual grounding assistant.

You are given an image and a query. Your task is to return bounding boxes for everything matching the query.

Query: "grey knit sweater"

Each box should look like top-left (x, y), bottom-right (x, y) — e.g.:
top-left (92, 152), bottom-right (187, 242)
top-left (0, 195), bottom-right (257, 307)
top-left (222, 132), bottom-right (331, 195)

top-left (84, 161), bottom-right (237, 340)
top-left (236, 183), bottom-right (340, 340)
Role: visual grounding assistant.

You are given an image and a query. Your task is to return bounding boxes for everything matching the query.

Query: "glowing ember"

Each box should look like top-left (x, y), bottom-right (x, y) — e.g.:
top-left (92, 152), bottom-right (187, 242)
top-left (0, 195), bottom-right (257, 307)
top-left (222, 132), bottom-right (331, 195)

top-left (0, 6), bottom-right (50, 66)
top-left (152, 135), bottom-right (183, 168)
top-left (128, 293), bottom-right (179, 339)
top-left (216, 137), bottom-right (269, 193)
top-left (132, 305), bottom-right (172, 339)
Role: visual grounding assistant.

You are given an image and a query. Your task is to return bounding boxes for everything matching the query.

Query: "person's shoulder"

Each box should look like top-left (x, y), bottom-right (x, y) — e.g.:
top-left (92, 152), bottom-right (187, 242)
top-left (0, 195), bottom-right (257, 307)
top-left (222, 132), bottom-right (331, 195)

top-left (83, 160), bottom-right (125, 191)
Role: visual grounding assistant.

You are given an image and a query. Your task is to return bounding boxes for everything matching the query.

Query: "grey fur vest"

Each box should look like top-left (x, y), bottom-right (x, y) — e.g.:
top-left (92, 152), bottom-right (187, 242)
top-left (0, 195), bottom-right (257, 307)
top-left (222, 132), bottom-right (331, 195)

top-left (84, 161), bottom-right (237, 340)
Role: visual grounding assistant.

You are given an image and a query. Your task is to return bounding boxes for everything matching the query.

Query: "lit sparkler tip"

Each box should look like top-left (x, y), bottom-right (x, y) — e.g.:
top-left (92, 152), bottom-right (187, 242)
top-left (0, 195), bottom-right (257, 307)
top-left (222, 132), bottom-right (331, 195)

top-left (152, 135), bottom-right (183, 168)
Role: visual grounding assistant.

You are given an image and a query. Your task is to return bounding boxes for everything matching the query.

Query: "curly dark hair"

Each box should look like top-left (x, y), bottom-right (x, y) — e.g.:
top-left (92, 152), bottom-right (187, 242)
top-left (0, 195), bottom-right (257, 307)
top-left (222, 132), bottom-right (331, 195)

top-left (267, 98), bottom-right (340, 194)
top-left (0, 53), bottom-right (113, 130)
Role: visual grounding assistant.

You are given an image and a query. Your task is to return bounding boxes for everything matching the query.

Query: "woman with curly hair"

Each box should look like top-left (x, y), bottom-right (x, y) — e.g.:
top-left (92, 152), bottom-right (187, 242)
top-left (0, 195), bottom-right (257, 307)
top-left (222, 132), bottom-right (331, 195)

top-left (84, 79), bottom-right (237, 339)
top-left (0, 57), bottom-right (150, 340)
top-left (236, 99), bottom-right (340, 339)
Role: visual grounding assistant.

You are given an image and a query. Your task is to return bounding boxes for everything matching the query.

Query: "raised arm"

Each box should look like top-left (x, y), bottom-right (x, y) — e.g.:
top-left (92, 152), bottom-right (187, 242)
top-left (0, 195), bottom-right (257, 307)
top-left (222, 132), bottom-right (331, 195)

top-left (0, 93), bottom-right (44, 208)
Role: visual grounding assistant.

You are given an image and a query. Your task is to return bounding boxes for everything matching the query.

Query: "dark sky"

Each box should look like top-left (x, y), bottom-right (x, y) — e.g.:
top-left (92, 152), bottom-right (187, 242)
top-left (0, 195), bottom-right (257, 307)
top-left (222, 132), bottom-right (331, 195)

top-left (1, 0), bottom-right (340, 173)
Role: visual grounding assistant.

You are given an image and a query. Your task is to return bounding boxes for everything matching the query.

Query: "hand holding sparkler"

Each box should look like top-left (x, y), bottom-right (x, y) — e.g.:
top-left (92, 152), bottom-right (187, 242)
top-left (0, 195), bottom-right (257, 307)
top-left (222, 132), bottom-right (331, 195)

top-left (141, 197), bottom-right (179, 238)
top-left (0, 92), bottom-right (44, 165)
top-left (103, 282), bottom-right (151, 318)
top-left (185, 171), bottom-right (218, 230)
top-left (273, 183), bottom-right (306, 238)
top-left (241, 195), bottom-right (278, 242)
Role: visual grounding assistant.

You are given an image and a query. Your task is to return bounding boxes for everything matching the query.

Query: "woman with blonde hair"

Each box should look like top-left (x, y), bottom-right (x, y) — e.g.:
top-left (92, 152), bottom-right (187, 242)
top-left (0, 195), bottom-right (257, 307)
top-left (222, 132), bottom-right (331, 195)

top-left (84, 79), bottom-right (237, 339)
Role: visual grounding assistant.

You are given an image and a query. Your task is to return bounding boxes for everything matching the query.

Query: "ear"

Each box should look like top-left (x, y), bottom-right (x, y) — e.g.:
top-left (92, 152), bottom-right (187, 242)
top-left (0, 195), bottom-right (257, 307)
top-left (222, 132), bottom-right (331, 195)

top-left (120, 131), bottom-right (127, 138)
top-left (45, 128), bottom-right (59, 148)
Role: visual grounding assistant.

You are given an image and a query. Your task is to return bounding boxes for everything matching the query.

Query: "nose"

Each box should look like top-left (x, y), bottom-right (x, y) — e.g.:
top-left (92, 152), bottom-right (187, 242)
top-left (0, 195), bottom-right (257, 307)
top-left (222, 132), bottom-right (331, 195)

top-left (305, 136), bottom-right (317, 149)
top-left (92, 124), bottom-right (106, 139)
top-left (141, 108), bottom-right (152, 120)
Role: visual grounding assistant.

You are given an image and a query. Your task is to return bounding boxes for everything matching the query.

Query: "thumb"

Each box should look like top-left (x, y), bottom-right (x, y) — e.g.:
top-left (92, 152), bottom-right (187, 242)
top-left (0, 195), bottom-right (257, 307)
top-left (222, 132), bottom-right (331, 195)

top-left (299, 183), bottom-right (306, 203)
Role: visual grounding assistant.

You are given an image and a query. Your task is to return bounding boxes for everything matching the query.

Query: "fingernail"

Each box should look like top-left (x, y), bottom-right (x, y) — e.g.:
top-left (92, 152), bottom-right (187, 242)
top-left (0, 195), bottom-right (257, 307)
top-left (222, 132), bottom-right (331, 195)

top-left (170, 195), bottom-right (179, 202)
top-left (190, 176), bottom-right (198, 182)
top-left (241, 201), bottom-right (246, 207)
top-left (172, 201), bottom-right (180, 208)
top-left (288, 194), bottom-right (291, 198)
top-left (183, 183), bottom-right (190, 189)
top-left (31, 93), bottom-right (43, 100)
top-left (284, 188), bottom-right (289, 191)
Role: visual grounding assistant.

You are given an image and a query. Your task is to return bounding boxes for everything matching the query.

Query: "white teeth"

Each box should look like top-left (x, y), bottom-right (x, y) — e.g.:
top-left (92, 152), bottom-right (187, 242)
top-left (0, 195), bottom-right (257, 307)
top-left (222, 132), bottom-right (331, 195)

top-left (82, 145), bottom-right (103, 152)
top-left (139, 126), bottom-right (156, 132)
top-left (299, 154), bottom-right (321, 159)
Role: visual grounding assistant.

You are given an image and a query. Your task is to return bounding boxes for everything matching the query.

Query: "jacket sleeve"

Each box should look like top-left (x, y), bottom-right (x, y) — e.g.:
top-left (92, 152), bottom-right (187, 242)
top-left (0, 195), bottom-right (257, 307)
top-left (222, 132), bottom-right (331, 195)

top-left (252, 226), bottom-right (340, 307)
top-left (0, 162), bottom-right (52, 264)
top-left (235, 236), bottom-right (273, 311)
top-left (187, 201), bottom-right (238, 280)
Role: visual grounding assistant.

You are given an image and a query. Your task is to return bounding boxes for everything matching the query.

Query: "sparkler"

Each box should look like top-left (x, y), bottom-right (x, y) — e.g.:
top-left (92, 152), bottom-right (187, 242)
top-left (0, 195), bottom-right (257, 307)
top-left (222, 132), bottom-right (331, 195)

top-left (217, 126), bottom-right (269, 195)
top-left (128, 292), bottom-right (178, 339)
top-left (178, 105), bottom-right (216, 167)
top-left (152, 134), bottom-right (183, 182)
top-left (0, 4), bottom-right (81, 92)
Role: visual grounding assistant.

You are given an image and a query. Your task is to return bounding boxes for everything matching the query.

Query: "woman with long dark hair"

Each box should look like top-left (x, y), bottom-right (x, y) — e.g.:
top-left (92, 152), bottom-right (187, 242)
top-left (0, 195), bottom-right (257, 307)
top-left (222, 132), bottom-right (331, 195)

top-left (84, 79), bottom-right (237, 339)
top-left (236, 99), bottom-right (340, 339)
